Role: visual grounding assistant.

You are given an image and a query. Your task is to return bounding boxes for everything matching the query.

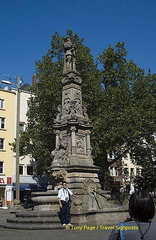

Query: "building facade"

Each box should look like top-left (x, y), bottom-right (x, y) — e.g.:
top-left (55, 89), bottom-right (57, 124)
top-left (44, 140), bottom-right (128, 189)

top-left (0, 89), bottom-right (15, 207)
top-left (108, 153), bottom-right (141, 186)
top-left (12, 87), bottom-right (37, 203)
top-left (0, 85), bottom-right (37, 208)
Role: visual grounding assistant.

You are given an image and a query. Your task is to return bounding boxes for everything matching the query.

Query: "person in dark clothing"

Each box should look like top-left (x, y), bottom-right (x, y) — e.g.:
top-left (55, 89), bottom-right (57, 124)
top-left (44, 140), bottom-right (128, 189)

top-left (109, 190), bottom-right (156, 240)
top-left (58, 181), bottom-right (77, 226)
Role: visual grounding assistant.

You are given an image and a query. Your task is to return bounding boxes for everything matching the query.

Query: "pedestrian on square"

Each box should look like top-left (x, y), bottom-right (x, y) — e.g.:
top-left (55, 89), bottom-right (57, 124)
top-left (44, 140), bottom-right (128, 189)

top-left (119, 185), bottom-right (124, 205)
top-left (108, 190), bottom-right (156, 240)
top-left (58, 181), bottom-right (77, 226)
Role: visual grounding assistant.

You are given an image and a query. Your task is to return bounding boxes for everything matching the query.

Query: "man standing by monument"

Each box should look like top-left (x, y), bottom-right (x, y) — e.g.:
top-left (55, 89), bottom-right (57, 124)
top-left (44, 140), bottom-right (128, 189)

top-left (58, 181), bottom-right (77, 226)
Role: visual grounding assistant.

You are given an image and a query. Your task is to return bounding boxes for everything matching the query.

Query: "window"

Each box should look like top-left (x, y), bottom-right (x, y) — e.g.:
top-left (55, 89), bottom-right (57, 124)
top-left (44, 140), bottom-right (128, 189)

top-left (115, 167), bottom-right (118, 176)
top-left (0, 99), bottom-right (4, 109)
top-left (136, 168), bottom-right (141, 176)
top-left (19, 165), bottom-right (24, 175)
top-left (109, 167), bottom-right (113, 176)
top-left (27, 100), bottom-right (29, 112)
top-left (0, 118), bottom-right (5, 129)
top-left (19, 122), bottom-right (25, 132)
top-left (0, 162), bottom-right (3, 174)
top-left (130, 168), bottom-right (134, 175)
top-left (124, 168), bottom-right (129, 174)
top-left (0, 138), bottom-right (4, 150)
top-left (27, 166), bottom-right (33, 175)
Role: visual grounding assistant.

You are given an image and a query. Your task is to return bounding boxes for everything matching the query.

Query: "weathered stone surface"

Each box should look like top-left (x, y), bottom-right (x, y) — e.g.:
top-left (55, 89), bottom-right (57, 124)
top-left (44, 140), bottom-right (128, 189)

top-left (51, 38), bottom-right (93, 169)
top-left (33, 205), bottom-right (59, 211)
top-left (31, 196), bottom-right (58, 204)
top-left (10, 204), bottom-right (25, 213)
top-left (73, 197), bottom-right (83, 206)
top-left (67, 172), bottom-right (98, 178)
top-left (67, 177), bottom-right (99, 183)
top-left (70, 208), bottom-right (128, 226)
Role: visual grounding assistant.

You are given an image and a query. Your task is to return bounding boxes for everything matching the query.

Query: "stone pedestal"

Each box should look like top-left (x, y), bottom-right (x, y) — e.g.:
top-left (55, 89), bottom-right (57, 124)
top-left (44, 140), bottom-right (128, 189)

top-left (51, 164), bottom-right (115, 212)
top-left (49, 47), bottom-right (114, 217)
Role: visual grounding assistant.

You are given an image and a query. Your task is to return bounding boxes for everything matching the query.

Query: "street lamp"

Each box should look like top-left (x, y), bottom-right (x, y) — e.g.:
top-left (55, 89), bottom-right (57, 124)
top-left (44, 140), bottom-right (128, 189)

top-left (1, 76), bottom-right (21, 204)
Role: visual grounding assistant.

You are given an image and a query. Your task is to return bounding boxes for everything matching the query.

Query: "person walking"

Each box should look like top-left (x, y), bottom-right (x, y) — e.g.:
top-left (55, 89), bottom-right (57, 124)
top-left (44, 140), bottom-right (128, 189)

top-left (108, 190), bottom-right (156, 240)
top-left (58, 181), bottom-right (77, 226)
top-left (119, 185), bottom-right (124, 205)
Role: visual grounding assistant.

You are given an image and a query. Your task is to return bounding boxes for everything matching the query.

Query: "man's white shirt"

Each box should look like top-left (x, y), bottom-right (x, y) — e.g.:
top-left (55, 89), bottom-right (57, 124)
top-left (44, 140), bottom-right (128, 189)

top-left (58, 188), bottom-right (73, 202)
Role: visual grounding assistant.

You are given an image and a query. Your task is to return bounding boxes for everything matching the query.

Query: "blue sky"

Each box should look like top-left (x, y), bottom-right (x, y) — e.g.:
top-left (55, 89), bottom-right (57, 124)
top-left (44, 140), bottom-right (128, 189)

top-left (0, 0), bottom-right (156, 86)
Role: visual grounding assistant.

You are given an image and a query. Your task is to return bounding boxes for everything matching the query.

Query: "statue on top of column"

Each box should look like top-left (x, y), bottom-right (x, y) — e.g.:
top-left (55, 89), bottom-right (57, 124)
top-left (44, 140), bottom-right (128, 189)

top-left (63, 36), bottom-right (77, 74)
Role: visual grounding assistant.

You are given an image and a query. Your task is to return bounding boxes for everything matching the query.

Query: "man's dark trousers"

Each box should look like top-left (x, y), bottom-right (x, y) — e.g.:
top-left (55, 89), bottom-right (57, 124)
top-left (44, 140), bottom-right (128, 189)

top-left (60, 201), bottom-right (71, 224)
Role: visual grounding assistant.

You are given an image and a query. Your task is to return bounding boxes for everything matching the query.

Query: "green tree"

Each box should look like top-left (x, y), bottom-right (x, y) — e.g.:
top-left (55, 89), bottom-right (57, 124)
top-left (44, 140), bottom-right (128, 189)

top-left (131, 72), bottom-right (156, 192)
top-left (20, 33), bottom-right (156, 193)
top-left (94, 42), bottom-right (156, 191)
top-left (20, 30), bottom-right (102, 175)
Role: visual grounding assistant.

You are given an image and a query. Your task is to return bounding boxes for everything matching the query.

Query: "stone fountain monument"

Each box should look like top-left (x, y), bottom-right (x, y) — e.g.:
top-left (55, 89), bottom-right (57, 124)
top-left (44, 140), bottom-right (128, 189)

top-left (50, 36), bottom-right (103, 211)
top-left (3, 37), bottom-right (128, 229)
top-left (38, 36), bottom-right (127, 225)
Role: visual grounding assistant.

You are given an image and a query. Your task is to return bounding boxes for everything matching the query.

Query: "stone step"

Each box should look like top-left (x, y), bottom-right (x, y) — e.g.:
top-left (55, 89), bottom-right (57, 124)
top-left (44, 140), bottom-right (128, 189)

top-left (7, 217), bottom-right (60, 224)
top-left (31, 191), bottom-right (58, 196)
top-left (15, 211), bottom-right (59, 218)
top-left (1, 222), bottom-right (65, 230)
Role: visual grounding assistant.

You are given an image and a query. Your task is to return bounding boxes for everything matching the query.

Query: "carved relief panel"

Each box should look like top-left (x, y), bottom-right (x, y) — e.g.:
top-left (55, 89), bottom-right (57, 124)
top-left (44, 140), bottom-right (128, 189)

top-left (76, 135), bottom-right (86, 155)
top-left (62, 87), bottom-right (83, 117)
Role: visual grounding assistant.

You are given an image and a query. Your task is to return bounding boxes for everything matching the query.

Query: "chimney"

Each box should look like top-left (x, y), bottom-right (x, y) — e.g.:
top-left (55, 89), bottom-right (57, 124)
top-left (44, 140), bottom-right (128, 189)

top-left (32, 75), bottom-right (36, 85)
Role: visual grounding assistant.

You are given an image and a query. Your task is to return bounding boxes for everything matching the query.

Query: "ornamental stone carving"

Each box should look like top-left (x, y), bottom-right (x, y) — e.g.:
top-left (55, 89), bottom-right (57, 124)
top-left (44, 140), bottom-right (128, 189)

top-left (61, 72), bottom-right (82, 84)
top-left (54, 104), bottom-right (62, 123)
top-left (73, 197), bottom-right (83, 206)
top-left (63, 36), bottom-right (77, 74)
top-left (50, 147), bottom-right (68, 165)
top-left (82, 105), bottom-right (90, 123)
top-left (83, 179), bottom-right (98, 196)
top-left (52, 169), bottom-right (67, 182)
top-left (74, 89), bottom-right (81, 101)
top-left (76, 136), bottom-right (85, 154)
top-left (51, 36), bottom-right (93, 169)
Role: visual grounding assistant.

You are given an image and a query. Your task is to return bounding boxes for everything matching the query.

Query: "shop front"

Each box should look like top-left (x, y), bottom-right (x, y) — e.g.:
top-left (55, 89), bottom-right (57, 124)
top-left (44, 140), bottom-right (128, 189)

top-left (0, 177), bottom-right (13, 208)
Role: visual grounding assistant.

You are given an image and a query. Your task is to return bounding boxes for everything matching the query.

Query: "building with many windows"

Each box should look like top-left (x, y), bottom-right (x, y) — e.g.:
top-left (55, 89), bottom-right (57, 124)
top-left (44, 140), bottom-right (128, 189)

top-left (0, 85), bottom-right (37, 207)
top-left (12, 86), bottom-right (37, 203)
top-left (0, 89), bottom-right (15, 207)
top-left (108, 153), bottom-right (141, 186)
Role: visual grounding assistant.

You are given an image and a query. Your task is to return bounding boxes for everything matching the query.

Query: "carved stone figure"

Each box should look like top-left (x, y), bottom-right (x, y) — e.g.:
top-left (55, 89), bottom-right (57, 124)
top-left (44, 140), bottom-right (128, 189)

top-left (63, 36), bottom-right (76, 74)
top-left (66, 55), bottom-right (72, 71)
top-left (63, 89), bottom-right (71, 98)
top-left (83, 179), bottom-right (98, 196)
top-left (74, 90), bottom-right (81, 100)
top-left (76, 136), bottom-right (84, 154)
top-left (51, 145), bottom-right (68, 165)
top-left (64, 98), bottom-right (70, 114)
top-left (69, 101), bottom-right (76, 116)
top-left (52, 169), bottom-right (67, 183)
top-left (82, 105), bottom-right (90, 123)
top-left (55, 104), bottom-right (62, 123)
top-left (75, 99), bottom-right (81, 115)
top-left (51, 132), bottom-right (70, 166)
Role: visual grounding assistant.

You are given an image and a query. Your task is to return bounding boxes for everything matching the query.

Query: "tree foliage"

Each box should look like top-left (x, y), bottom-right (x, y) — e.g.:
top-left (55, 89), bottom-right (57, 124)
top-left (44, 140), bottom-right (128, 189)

top-left (20, 31), bottom-right (156, 191)
top-left (94, 42), bottom-right (156, 191)
top-left (20, 30), bottom-right (102, 175)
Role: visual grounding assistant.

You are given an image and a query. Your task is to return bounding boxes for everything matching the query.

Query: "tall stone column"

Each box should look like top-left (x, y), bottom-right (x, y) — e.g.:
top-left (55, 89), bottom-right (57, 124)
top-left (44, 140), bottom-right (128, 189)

top-left (55, 130), bottom-right (60, 149)
top-left (86, 130), bottom-right (91, 156)
top-left (71, 126), bottom-right (76, 154)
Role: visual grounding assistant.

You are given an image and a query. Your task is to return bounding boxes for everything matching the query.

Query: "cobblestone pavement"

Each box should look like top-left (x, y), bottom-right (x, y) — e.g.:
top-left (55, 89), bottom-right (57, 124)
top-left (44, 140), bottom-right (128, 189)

top-left (0, 208), bottom-right (111, 240)
top-left (0, 227), bottom-right (111, 240)
top-left (0, 208), bottom-right (156, 240)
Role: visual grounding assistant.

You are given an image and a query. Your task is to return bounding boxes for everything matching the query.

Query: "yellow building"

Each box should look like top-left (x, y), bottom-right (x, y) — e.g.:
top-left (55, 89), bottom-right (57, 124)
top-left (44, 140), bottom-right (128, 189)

top-left (0, 89), bottom-right (15, 207)
top-left (0, 85), bottom-right (37, 207)
top-left (109, 153), bottom-right (141, 186)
